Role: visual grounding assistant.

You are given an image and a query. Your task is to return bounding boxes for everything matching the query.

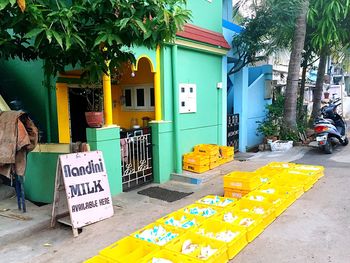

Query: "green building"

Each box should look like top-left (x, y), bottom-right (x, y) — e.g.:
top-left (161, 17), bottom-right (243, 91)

top-left (0, 0), bottom-right (230, 203)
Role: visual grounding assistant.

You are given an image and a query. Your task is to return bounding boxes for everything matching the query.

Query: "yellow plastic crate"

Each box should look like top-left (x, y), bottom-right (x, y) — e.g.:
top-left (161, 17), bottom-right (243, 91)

top-left (183, 163), bottom-right (210, 174)
top-left (293, 164), bottom-right (324, 179)
top-left (265, 162), bottom-right (296, 171)
top-left (243, 191), bottom-right (288, 217)
top-left (232, 199), bottom-right (276, 229)
top-left (183, 152), bottom-right (210, 166)
top-left (254, 167), bottom-right (281, 184)
top-left (223, 155), bottom-right (234, 163)
top-left (255, 166), bottom-right (282, 176)
top-left (209, 160), bottom-right (220, 170)
top-left (166, 232), bottom-right (229, 263)
top-left (223, 171), bottom-right (262, 191)
top-left (99, 236), bottom-right (159, 263)
top-left (194, 144), bottom-right (220, 156)
top-left (209, 154), bottom-right (220, 162)
top-left (84, 255), bottom-right (114, 263)
top-left (131, 223), bottom-right (184, 247)
top-left (282, 171), bottom-right (317, 191)
top-left (157, 211), bottom-right (206, 231)
top-left (219, 146), bottom-right (234, 158)
top-left (196, 195), bottom-right (237, 209)
top-left (258, 184), bottom-right (297, 209)
top-left (218, 157), bottom-right (227, 166)
top-left (272, 178), bottom-right (305, 199)
top-left (224, 188), bottom-right (250, 199)
top-left (214, 209), bottom-right (264, 242)
top-left (179, 204), bottom-right (222, 219)
top-left (140, 249), bottom-right (191, 263)
top-left (194, 219), bottom-right (247, 259)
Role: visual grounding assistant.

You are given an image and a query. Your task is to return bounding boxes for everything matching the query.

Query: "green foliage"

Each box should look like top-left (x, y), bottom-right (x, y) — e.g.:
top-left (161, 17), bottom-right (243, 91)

top-left (0, 0), bottom-right (191, 81)
top-left (257, 95), bottom-right (284, 137)
top-left (279, 127), bottom-right (299, 141)
top-left (308, 0), bottom-right (350, 50)
top-left (257, 94), bottom-right (304, 141)
top-left (230, 0), bottom-right (304, 74)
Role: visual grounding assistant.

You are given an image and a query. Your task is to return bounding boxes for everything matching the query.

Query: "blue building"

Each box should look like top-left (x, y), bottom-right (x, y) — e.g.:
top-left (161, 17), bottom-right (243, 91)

top-left (222, 0), bottom-right (273, 152)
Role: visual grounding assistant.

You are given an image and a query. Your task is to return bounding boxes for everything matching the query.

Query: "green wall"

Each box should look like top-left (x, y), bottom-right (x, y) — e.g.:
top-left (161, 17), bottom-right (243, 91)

top-left (187, 0), bottom-right (223, 33)
top-left (150, 122), bottom-right (175, 183)
top-left (0, 59), bottom-right (58, 142)
top-left (24, 152), bottom-right (60, 203)
top-left (177, 48), bottom-right (223, 153)
top-left (87, 127), bottom-right (123, 196)
top-left (159, 44), bottom-right (223, 178)
top-left (162, 46), bottom-right (175, 121)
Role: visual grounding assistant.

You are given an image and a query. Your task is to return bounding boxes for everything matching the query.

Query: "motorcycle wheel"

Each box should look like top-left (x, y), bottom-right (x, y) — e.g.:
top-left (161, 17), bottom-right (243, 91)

top-left (342, 137), bottom-right (349, 146)
top-left (324, 139), bottom-right (333, 154)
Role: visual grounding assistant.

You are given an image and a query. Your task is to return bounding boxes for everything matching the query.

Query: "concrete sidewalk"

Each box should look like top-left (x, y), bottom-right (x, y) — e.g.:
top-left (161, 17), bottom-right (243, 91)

top-left (0, 196), bottom-right (52, 247)
top-left (0, 145), bottom-right (327, 263)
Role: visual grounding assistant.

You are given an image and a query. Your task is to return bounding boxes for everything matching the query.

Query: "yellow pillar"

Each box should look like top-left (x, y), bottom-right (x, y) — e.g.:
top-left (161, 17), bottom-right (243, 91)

top-left (103, 61), bottom-right (113, 126)
top-left (154, 45), bottom-right (162, 121)
top-left (56, 83), bottom-right (70, 143)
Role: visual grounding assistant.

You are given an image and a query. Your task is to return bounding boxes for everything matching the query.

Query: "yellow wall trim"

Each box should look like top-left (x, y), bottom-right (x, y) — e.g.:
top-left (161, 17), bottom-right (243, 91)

top-left (175, 39), bottom-right (228, 55)
top-left (132, 55), bottom-right (156, 73)
top-left (154, 46), bottom-right (162, 121)
top-left (56, 83), bottom-right (70, 143)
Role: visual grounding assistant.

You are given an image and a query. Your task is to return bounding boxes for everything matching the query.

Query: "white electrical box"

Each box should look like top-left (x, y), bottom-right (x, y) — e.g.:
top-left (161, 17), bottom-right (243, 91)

top-left (179, 83), bottom-right (197, 113)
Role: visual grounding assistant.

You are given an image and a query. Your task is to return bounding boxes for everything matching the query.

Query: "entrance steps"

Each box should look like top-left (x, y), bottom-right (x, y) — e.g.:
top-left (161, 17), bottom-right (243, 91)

top-left (171, 170), bottom-right (221, 185)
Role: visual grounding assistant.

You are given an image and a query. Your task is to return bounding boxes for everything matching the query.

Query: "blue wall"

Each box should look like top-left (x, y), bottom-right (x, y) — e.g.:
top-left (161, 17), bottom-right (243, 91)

top-left (222, 0), bottom-right (233, 21)
top-left (222, 13), bottom-right (272, 151)
top-left (246, 65), bottom-right (272, 148)
top-left (229, 65), bottom-right (272, 151)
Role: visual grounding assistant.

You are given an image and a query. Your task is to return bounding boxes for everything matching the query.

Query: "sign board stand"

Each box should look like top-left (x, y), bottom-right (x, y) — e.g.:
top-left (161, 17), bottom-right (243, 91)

top-left (51, 160), bottom-right (79, 237)
top-left (51, 151), bottom-right (114, 237)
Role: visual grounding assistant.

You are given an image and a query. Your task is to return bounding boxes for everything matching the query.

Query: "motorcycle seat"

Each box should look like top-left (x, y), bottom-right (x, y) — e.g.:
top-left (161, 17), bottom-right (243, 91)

top-left (316, 118), bottom-right (334, 125)
top-left (324, 118), bottom-right (335, 125)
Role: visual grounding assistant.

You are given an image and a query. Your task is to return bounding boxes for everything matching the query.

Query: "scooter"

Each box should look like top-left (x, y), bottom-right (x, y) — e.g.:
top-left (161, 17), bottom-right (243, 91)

top-left (314, 98), bottom-right (348, 154)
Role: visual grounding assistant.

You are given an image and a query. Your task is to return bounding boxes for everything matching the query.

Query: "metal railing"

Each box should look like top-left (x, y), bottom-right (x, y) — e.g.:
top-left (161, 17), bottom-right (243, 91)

top-left (227, 114), bottom-right (239, 152)
top-left (120, 128), bottom-right (153, 191)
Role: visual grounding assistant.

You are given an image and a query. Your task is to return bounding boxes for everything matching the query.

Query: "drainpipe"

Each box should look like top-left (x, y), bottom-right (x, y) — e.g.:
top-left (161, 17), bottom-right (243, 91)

top-left (171, 45), bottom-right (182, 173)
top-left (217, 87), bottom-right (221, 144)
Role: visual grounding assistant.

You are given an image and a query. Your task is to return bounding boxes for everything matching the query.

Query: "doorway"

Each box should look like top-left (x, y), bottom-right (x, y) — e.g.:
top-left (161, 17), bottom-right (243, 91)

top-left (68, 88), bottom-right (88, 142)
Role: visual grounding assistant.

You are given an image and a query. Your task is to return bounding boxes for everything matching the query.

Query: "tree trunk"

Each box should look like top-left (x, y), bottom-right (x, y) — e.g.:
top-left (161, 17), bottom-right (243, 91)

top-left (310, 46), bottom-right (328, 124)
top-left (298, 62), bottom-right (308, 120)
top-left (283, 0), bottom-right (309, 129)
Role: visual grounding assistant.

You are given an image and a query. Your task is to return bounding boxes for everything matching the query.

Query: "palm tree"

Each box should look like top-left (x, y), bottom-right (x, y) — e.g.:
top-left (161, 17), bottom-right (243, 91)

top-left (310, 47), bottom-right (328, 123)
top-left (283, 0), bottom-right (309, 129)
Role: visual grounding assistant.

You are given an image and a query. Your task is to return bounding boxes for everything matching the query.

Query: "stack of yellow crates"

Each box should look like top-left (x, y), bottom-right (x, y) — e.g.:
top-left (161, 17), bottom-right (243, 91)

top-left (194, 144), bottom-right (221, 170)
top-left (182, 152), bottom-right (210, 173)
top-left (219, 146), bottom-right (234, 164)
top-left (223, 171), bottom-right (262, 199)
top-left (182, 144), bottom-right (235, 173)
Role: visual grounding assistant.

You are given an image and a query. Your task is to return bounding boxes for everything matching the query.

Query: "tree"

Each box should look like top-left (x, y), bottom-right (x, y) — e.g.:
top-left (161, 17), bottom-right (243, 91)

top-left (232, 0), bottom-right (350, 131)
top-left (0, 0), bottom-right (191, 80)
top-left (308, 0), bottom-right (350, 124)
top-left (230, 0), bottom-right (304, 75)
top-left (283, 0), bottom-right (309, 129)
top-left (310, 46), bottom-right (328, 123)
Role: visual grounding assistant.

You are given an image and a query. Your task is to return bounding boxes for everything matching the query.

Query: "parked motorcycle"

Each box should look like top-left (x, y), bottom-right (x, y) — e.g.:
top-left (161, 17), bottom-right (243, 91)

top-left (314, 98), bottom-right (348, 154)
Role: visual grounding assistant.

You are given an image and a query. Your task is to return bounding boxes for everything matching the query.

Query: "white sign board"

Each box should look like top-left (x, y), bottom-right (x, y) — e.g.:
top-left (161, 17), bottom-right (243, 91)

top-left (58, 151), bottom-right (113, 229)
top-left (179, 83), bottom-right (197, 113)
